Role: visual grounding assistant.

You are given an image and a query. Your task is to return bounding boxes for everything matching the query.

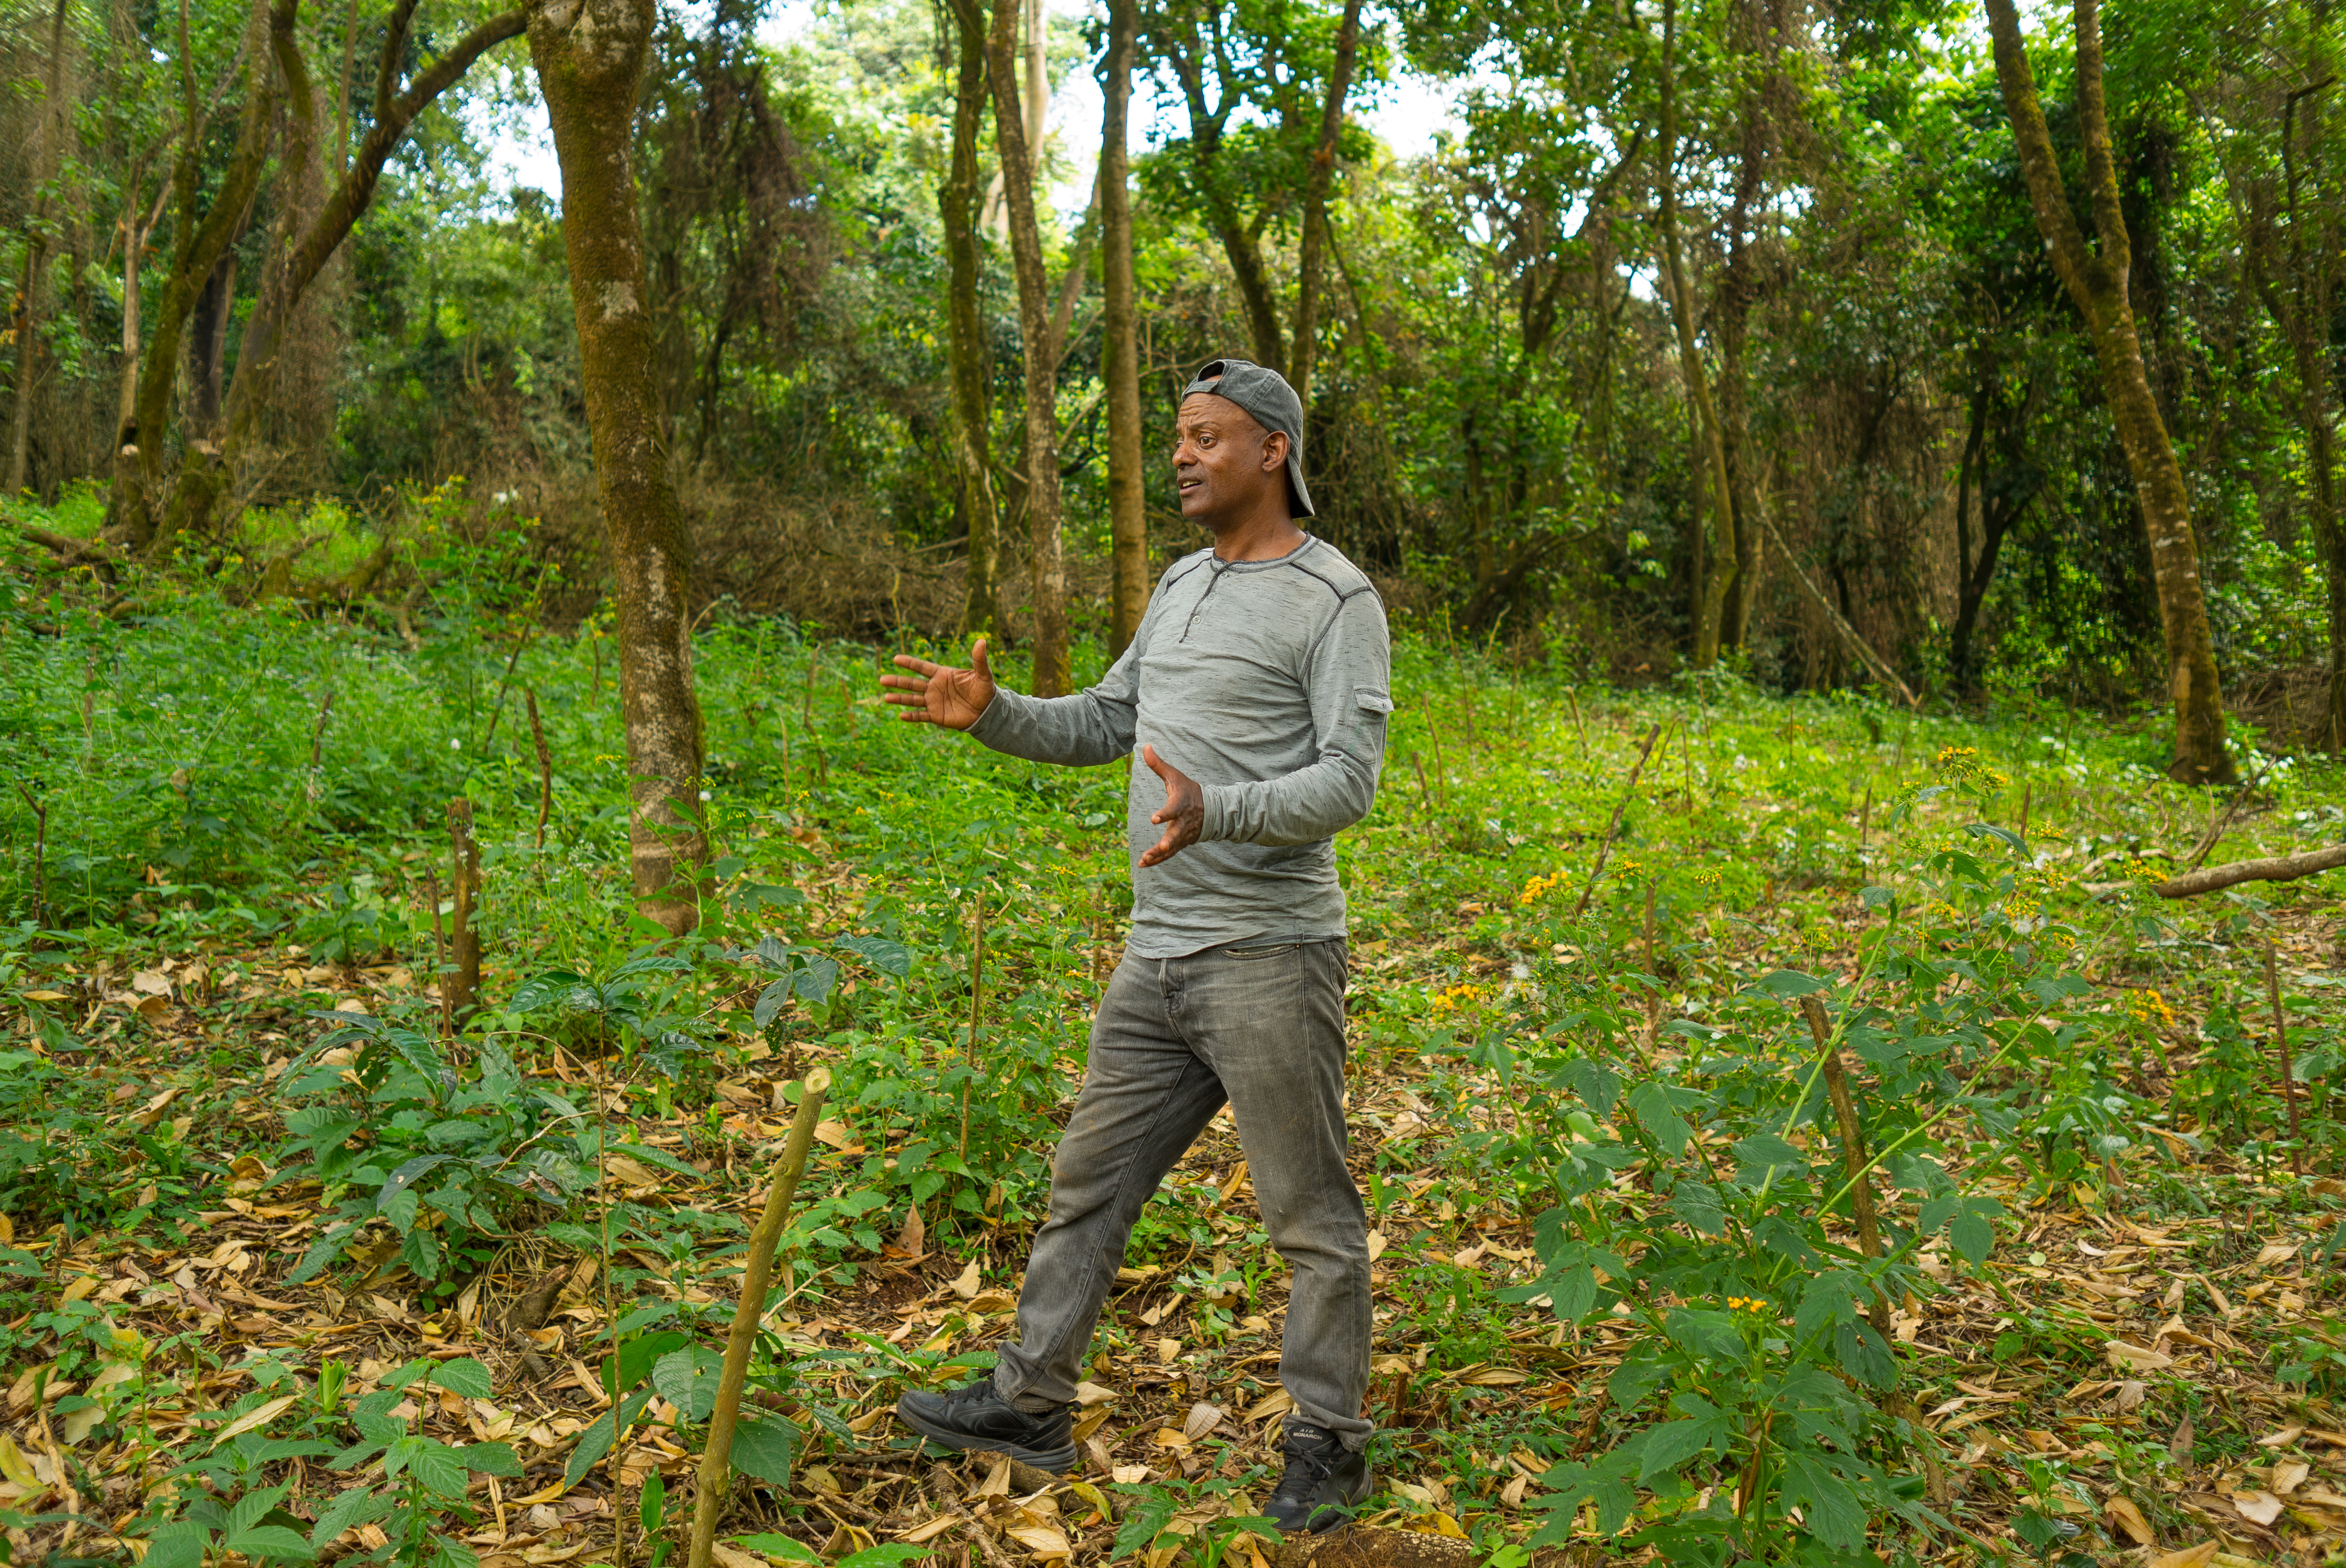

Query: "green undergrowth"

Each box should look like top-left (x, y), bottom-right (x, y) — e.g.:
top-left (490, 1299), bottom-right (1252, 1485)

top-left (3, 527), bottom-right (2346, 1563)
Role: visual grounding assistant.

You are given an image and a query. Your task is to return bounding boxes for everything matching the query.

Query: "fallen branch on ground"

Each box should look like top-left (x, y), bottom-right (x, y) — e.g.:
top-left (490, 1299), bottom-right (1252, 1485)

top-left (2152, 844), bottom-right (2346, 898)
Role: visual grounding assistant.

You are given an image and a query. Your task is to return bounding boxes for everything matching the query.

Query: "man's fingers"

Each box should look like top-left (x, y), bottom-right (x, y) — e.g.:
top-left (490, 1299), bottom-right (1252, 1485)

top-left (890, 652), bottom-right (940, 675)
top-left (1141, 743), bottom-right (1171, 781)
top-left (878, 674), bottom-right (926, 691)
top-left (971, 639), bottom-right (992, 680)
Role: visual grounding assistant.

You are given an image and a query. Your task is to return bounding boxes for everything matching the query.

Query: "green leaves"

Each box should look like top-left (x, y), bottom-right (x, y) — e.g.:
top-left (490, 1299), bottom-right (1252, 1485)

top-left (652, 1344), bottom-right (725, 1423)
top-left (566, 1388), bottom-right (656, 1488)
top-left (728, 1410), bottom-right (800, 1486)
top-left (144, 1483), bottom-right (317, 1567)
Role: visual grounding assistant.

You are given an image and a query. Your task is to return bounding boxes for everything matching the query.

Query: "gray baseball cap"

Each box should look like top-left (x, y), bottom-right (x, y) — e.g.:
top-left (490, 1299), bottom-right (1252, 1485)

top-left (1179, 357), bottom-right (1314, 518)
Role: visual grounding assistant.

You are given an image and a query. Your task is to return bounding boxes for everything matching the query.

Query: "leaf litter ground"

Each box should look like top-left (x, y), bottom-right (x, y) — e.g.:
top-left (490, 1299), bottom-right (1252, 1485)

top-left (5, 654), bottom-right (2346, 1568)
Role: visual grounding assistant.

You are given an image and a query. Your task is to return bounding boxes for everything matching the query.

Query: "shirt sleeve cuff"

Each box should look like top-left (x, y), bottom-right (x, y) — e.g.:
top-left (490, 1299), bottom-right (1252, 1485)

top-left (1198, 783), bottom-right (1234, 842)
top-left (964, 687), bottom-right (1014, 746)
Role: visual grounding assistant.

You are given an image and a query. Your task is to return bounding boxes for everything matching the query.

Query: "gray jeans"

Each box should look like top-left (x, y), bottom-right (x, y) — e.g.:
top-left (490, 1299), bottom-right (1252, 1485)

top-left (992, 938), bottom-right (1372, 1449)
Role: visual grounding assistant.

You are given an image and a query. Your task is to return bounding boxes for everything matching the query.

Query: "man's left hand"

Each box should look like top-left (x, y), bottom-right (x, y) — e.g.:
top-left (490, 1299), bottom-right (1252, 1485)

top-left (1140, 744), bottom-right (1203, 866)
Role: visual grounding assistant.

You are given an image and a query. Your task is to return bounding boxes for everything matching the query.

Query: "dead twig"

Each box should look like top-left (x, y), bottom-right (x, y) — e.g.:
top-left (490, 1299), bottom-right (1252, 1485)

top-left (1571, 723), bottom-right (1665, 919)
top-left (2152, 844), bottom-right (2346, 898)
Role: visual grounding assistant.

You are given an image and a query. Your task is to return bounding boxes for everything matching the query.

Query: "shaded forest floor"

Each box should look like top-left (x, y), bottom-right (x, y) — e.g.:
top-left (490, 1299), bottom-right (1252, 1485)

top-left (3, 554), bottom-right (2346, 1566)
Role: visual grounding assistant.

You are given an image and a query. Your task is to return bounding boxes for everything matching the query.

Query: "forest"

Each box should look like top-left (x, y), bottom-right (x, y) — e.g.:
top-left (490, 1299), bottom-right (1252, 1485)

top-left (2, 0), bottom-right (2346, 1557)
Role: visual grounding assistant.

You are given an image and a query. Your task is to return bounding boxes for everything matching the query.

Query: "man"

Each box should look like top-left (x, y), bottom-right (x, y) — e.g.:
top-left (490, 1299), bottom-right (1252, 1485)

top-left (876, 359), bottom-right (1391, 1533)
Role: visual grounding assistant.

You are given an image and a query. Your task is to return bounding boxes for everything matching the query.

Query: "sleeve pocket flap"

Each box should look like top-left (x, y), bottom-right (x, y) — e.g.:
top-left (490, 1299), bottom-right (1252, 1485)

top-left (1354, 690), bottom-right (1394, 714)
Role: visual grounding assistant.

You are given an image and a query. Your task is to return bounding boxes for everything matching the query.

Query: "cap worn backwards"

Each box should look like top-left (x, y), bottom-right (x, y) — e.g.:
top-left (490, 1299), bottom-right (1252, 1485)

top-left (1178, 357), bottom-right (1315, 519)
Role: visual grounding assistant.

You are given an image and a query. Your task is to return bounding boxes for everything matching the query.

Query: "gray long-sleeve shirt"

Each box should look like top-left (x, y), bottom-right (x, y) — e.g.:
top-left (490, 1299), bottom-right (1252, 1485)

top-left (968, 536), bottom-right (1392, 958)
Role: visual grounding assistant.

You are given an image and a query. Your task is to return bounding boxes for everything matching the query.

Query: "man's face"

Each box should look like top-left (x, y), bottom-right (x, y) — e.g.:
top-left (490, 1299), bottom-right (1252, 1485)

top-left (1172, 391), bottom-right (1286, 527)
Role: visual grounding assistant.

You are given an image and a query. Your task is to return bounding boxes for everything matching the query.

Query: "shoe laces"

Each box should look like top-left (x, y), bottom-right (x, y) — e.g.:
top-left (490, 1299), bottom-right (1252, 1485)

top-left (1273, 1429), bottom-right (1344, 1500)
top-left (939, 1377), bottom-right (1006, 1412)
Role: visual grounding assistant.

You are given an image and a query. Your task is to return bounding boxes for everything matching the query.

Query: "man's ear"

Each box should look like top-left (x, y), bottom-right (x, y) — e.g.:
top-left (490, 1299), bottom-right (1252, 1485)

top-left (1261, 429), bottom-right (1290, 474)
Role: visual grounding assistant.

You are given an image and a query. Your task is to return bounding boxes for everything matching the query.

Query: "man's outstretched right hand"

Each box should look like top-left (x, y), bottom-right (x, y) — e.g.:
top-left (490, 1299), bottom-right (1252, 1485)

top-left (880, 638), bottom-right (998, 731)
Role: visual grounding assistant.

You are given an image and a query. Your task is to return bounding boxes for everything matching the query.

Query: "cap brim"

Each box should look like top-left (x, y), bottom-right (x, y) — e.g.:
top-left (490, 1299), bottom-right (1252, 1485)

top-left (1286, 453), bottom-right (1315, 519)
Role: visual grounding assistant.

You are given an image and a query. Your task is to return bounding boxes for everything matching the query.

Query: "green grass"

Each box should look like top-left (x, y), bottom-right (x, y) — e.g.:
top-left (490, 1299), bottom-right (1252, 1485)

top-left (4, 507), bottom-right (2346, 1564)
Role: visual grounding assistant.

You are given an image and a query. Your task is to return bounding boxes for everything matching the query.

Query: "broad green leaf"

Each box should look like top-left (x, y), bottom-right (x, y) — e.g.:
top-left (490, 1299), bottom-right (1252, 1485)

top-left (428, 1358), bottom-right (493, 1399)
top-left (610, 1330), bottom-right (692, 1393)
top-left (793, 956), bottom-right (840, 1004)
top-left (729, 1410), bottom-right (799, 1486)
top-left (376, 1155), bottom-right (451, 1229)
top-left (141, 1523), bottom-right (214, 1568)
top-left (308, 1485), bottom-right (392, 1548)
top-left (652, 1345), bottom-right (725, 1423)
top-left (733, 1534), bottom-right (821, 1564)
top-left (462, 1441), bottom-right (524, 1477)
top-left (1779, 1451), bottom-right (1870, 1552)
top-left (835, 934), bottom-right (911, 978)
top-left (223, 1524), bottom-right (317, 1562)
top-left (752, 978), bottom-right (794, 1029)
top-left (1755, 969), bottom-right (1828, 996)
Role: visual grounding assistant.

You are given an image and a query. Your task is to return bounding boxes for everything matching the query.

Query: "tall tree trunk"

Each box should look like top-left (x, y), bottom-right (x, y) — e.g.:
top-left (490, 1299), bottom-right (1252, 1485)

top-left (5, 0), bottom-right (72, 497)
top-left (1655, 0), bottom-right (1735, 668)
top-left (1101, 0), bottom-right (1147, 654)
top-left (1983, 0), bottom-right (2232, 783)
top-left (2246, 77), bottom-right (2342, 749)
top-left (1287, 0), bottom-right (1362, 416)
top-left (159, 0), bottom-right (525, 544)
top-left (528, 0), bottom-right (709, 932)
top-left (108, 0), bottom-right (278, 550)
top-left (186, 251), bottom-right (241, 432)
top-left (986, 0), bottom-right (1068, 695)
top-left (943, 0), bottom-right (1001, 638)
top-left (1159, 17), bottom-right (1283, 369)
top-left (1950, 382), bottom-right (1987, 693)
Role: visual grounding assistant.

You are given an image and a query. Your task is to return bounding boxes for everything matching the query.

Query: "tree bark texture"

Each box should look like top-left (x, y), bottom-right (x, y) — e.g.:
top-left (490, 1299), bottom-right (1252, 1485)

top-left (5, 0), bottom-right (71, 497)
top-left (1160, 13), bottom-right (1283, 370)
top-left (986, 0), bottom-right (1069, 696)
top-left (528, 0), bottom-right (710, 932)
top-left (1983, 0), bottom-right (2233, 782)
top-left (161, 0), bottom-right (526, 544)
top-left (1287, 0), bottom-right (1362, 416)
top-left (1101, 0), bottom-right (1148, 654)
top-left (942, 0), bottom-right (1002, 639)
top-left (111, 0), bottom-right (277, 551)
top-left (2247, 77), bottom-right (2342, 748)
top-left (1655, 0), bottom-right (1736, 668)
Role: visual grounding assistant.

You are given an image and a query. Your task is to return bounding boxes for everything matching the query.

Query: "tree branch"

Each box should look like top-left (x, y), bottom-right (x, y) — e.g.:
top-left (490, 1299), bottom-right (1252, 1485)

top-left (2152, 846), bottom-right (2346, 899)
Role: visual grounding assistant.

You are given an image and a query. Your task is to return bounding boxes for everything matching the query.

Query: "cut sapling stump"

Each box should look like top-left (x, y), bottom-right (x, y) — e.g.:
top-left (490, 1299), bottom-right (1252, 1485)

top-left (688, 1066), bottom-right (830, 1568)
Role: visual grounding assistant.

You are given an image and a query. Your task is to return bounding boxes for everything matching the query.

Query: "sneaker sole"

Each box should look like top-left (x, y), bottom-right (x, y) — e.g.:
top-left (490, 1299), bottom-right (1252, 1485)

top-left (894, 1398), bottom-right (1076, 1473)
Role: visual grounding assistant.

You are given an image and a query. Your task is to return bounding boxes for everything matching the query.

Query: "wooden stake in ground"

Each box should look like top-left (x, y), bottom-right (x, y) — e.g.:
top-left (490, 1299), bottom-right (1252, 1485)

top-left (527, 690), bottom-right (552, 849)
top-left (446, 798), bottom-right (482, 1022)
top-left (688, 1067), bottom-right (831, 1568)
top-left (2269, 938), bottom-right (2303, 1175)
top-left (1799, 995), bottom-right (1886, 1323)
top-left (425, 867), bottom-right (451, 1039)
top-left (961, 888), bottom-right (988, 1161)
top-left (1571, 724), bottom-right (1666, 919)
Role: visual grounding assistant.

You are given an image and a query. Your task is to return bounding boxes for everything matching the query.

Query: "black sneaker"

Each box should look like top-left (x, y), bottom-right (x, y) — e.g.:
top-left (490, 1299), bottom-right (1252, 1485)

top-left (1265, 1421), bottom-right (1370, 1533)
top-left (894, 1375), bottom-right (1076, 1472)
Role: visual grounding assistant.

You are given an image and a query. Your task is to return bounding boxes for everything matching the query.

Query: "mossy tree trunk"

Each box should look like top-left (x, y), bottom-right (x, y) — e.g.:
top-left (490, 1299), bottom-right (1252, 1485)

top-left (1984, 0), bottom-right (2233, 783)
top-left (1286, 0), bottom-right (1361, 419)
top-left (528, 0), bottom-right (710, 932)
top-left (163, 0), bottom-right (524, 546)
top-left (1101, 0), bottom-right (1147, 654)
top-left (985, 0), bottom-right (1068, 695)
top-left (942, 0), bottom-right (1001, 640)
top-left (109, 0), bottom-right (277, 551)
top-left (1655, 0), bottom-right (1736, 669)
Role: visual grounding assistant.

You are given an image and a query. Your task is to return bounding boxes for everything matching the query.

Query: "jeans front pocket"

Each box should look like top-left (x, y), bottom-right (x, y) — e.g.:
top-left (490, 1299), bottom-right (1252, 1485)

top-left (1222, 941), bottom-right (1303, 960)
